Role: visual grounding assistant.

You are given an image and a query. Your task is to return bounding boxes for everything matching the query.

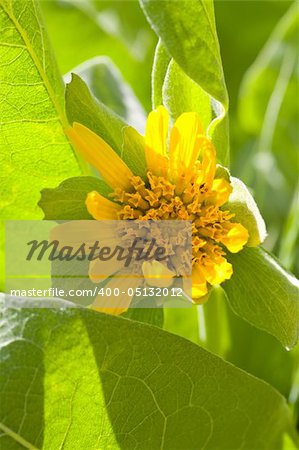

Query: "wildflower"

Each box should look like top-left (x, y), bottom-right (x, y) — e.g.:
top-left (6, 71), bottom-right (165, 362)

top-left (67, 106), bottom-right (249, 313)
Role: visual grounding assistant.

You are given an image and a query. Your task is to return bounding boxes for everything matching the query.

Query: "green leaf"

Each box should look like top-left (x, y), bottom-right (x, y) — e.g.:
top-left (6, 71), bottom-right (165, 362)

top-left (0, 0), bottom-right (83, 219)
top-left (163, 306), bottom-right (200, 345)
top-left (124, 308), bottom-right (164, 328)
top-left (201, 287), bottom-right (231, 357)
top-left (152, 39), bottom-right (171, 108)
top-left (140, 0), bottom-right (227, 106)
top-left (66, 73), bottom-right (147, 179)
top-left (142, 1), bottom-right (229, 165)
top-left (65, 73), bottom-right (126, 156)
top-left (0, 297), bottom-right (295, 449)
top-left (225, 297), bottom-right (299, 398)
top-left (41, 0), bottom-right (155, 111)
top-left (121, 126), bottom-right (147, 180)
top-left (225, 176), bottom-right (267, 247)
top-left (65, 56), bottom-right (146, 133)
top-left (38, 176), bottom-right (113, 220)
top-left (223, 247), bottom-right (299, 349)
top-left (162, 59), bottom-right (212, 130)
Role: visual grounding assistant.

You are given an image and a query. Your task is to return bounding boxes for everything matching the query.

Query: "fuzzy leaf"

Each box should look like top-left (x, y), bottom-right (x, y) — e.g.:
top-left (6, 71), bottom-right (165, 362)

top-left (226, 177), bottom-right (267, 247)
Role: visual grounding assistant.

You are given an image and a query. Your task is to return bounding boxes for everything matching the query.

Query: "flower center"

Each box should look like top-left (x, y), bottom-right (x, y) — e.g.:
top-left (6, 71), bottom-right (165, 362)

top-left (111, 171), bottom-right (238, 271)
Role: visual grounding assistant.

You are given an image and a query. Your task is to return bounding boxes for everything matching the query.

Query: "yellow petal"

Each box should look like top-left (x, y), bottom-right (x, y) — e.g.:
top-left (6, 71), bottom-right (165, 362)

top-left (142, 260), bottom-right (175, 288)
top-left (67, 123), bottom-right (133, 191)
top-left (145, 105), bottom-right (169, 156)
top-left (169, 112), bottom-right (204, 174)
top-left (145, 147), bottom-right (169, 177)
top-left (86, 191), bottom-right (121, 220)
top-left (199, 137), bottom-right (216, 187)
top-left (192, 263), bottom-right (208, 299)
top-left (89, 258), bottom-right (125, 283)
top-left (209, 178), bottom-right (232, 206)
top-left (221, 223), bottom-right (249, 253)
top-left (91, 275), bottom-right (141, 315)
top-left (201, 259), bottom-right (233, 285)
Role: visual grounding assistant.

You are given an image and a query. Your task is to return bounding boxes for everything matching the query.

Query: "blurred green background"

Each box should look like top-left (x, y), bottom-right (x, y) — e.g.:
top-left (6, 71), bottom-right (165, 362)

top-left (40, 0), bottom-right (299, 418)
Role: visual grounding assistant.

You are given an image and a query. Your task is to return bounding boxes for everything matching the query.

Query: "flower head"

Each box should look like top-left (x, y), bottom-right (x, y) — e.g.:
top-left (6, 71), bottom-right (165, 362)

top-left (67, 106), bottom-right (249, 311)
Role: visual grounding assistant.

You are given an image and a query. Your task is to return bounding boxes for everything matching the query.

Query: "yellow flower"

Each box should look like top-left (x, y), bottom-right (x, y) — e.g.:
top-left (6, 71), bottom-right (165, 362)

top-left (67, 106), bottom-right (249, 313)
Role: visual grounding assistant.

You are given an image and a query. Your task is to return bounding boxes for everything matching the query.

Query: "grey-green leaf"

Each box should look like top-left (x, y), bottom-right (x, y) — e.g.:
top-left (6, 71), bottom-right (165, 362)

top-left (0, 297), bottom-right (296, 449)
top-left (223, 247), bottom-right (299, 349)
top-left (38, 176), bottom-right (113, 220)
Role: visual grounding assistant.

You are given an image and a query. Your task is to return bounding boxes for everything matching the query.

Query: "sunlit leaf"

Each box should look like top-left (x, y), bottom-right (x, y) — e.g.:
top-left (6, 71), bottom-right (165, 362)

top-left (41, 0), bottom-right (155, 110)
top-left (0, 297), bottom-right (295, 449)
top-left (0, 0), bottom-right (83, 219)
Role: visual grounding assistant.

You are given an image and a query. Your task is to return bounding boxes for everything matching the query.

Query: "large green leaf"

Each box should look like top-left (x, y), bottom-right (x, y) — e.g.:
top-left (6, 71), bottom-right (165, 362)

top-left (0, 297), bottom-right (296, 449)
top-left (41, 0), bottom-right (156, 111)
top-left (142, 0), bottom-right (229, 165)
top-left (223, 247), bottom-right (299, 349)
top-left (0, 0), bottom-right (83, 219)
